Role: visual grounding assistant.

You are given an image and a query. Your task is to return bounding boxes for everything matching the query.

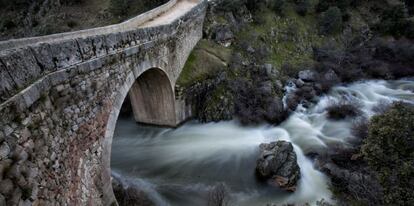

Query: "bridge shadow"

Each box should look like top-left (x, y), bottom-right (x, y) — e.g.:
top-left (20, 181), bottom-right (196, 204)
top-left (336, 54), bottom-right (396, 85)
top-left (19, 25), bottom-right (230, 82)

top-left (128, 68), bottom-right (176, 126)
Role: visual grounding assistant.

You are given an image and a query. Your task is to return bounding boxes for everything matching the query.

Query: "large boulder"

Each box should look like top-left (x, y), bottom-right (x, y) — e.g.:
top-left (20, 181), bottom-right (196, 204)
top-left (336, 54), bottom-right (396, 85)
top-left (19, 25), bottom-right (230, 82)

top-left (213, 25), bottom-right (234, 47)
top-left (256, 141), bottom-right (301, 192)
top-left (298, 70), bottom-right (318, 82)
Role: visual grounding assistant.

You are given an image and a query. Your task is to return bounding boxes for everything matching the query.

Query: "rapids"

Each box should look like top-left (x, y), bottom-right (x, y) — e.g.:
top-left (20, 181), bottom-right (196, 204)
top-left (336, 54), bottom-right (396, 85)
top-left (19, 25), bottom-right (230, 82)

top-left (111, 79), bottom-right (414, 206)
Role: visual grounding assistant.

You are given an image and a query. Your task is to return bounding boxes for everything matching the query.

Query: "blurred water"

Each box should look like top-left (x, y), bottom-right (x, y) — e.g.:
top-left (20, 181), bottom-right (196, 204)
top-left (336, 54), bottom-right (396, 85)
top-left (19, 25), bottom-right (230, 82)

top-left (111, 79), bottom-right (414, 206)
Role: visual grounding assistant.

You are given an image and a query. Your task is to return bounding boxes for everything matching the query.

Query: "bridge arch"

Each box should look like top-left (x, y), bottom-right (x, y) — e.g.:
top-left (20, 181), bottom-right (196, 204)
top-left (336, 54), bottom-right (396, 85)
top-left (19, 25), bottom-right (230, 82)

top-left (101, 67), bottom-right (176, 204)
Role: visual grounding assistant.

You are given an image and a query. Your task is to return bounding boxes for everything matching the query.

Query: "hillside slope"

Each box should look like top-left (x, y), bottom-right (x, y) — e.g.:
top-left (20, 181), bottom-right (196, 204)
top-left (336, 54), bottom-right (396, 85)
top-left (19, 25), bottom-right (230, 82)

top-left (0, 0), bottom-right (167, 40)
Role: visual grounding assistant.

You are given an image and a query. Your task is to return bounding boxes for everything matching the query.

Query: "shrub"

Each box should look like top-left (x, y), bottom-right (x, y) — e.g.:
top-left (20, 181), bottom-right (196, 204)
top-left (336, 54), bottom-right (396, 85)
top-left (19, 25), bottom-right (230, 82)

top-left (295, 0), bottom-right (312, 16)
top-left (362, 102), bottom-right (414, 205)
top-left (375, 4), bottom-right (410, 38)
top-left (216, 0), bottom-right (246, 12)
top-left (319, 7), bottom-right (343, 35)
top-left (326, 101), bottom-right (362, 120)
top-left (316, 0), bottom-right (352, 13)
top-left (110, 0), bottom-right (129, 16)
top-left (61, 0), bottom-right (84, 5)
top-left (66, 20), bottom-right (78, 28)
top-left (270, 0), bottom-right (288, 16)
top-left (404, 0), bottom-right (414, 16)
top-left (351, 117), bottom-right (369, 140)
top-left (245, 0), bottom-right (266, 12)
top-left (1, 20), bottom-right (16, 31)
top-left (405, 20), bottom-right (414, 39)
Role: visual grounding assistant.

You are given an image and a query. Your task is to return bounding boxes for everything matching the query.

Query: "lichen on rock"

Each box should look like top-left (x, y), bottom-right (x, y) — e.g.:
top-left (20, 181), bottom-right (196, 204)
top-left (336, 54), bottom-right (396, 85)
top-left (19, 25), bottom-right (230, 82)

top-left (256, 141), bottom-right (301, 192)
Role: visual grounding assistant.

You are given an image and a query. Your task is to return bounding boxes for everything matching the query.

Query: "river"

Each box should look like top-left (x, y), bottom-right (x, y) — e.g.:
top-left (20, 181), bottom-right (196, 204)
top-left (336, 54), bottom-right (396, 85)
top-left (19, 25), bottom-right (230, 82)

top-left (111, 79), bottom-right (414, 206)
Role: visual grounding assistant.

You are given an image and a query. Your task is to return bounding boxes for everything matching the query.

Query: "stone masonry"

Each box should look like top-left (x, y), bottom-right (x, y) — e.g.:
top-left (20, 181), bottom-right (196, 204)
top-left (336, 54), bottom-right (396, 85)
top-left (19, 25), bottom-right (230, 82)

top-left (0, 0), bottom-right (207, 205)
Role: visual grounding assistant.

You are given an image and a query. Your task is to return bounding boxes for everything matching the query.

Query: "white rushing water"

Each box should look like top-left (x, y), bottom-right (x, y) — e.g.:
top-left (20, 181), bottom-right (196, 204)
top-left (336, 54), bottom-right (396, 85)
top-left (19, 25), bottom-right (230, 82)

top-left (111, 79), bottom-right (414, 206)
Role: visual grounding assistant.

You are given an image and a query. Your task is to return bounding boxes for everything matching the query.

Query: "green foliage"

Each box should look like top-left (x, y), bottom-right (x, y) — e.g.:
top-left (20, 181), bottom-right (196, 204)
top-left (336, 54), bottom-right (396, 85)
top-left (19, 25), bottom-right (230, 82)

top-left (177, 40), bottom-right (232, 87)
top-left (362, 102), bottom-right (414, 205)
top-left (319, 7), bottom-right (343, 35)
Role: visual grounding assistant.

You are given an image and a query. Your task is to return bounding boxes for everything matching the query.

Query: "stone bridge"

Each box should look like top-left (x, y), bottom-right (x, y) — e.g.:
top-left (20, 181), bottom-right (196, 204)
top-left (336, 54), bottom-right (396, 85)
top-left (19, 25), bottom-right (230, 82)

top-left (0, 0), bottom-right (207, 205)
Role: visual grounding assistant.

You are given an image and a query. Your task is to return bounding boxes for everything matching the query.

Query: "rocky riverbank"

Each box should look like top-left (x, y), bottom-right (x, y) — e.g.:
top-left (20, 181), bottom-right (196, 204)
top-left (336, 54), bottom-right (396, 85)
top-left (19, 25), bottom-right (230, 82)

top-left (178, 0), bottom-right (414, 126)
top-left (176, 0), bottom-right (414, 205)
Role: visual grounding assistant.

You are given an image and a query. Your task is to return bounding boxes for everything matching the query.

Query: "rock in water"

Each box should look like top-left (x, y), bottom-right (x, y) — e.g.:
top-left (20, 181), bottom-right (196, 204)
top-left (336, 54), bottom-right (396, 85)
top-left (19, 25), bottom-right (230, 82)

top-left (256, 141), bottom-right (301, 192)
top-left (112, 176), bottom-right (154, 206)
top-left (298, 70), bottom-right (317, 82)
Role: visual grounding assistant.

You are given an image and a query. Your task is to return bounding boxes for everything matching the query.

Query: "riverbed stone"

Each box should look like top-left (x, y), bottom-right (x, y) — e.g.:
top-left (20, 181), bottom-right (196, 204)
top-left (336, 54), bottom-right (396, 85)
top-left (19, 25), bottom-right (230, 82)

top-left (0, 179), bottom-right (14, 196)
top-left (112, 176), bottom-right (154, 206)
top-left (298, 70), bottom-right (317, 82)
top-left (0, 194), bottom-right (5, 206)
top-left (256, 141), bottom-right (301, 192)
top-left (0, 143), bottom-right (10, 160)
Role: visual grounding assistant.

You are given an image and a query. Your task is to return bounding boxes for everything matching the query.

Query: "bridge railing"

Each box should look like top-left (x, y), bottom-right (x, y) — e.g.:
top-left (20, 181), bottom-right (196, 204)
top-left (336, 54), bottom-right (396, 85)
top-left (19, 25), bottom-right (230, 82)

top-left (0, 0), bottom-right (207, 108)
top-left (0, 0), bottom-right (178, 52)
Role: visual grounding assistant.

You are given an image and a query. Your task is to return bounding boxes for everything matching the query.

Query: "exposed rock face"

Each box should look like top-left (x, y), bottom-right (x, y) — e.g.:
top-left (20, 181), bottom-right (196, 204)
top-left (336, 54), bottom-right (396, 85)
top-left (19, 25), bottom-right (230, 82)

top-left (256, 141), bottom-right (301, 192)
top-left (298, 70), bottom-right (318, 82)
top-left (187, 63), bottom-right (287, 125)
top-left (213, 25), bottom-right (234, 47)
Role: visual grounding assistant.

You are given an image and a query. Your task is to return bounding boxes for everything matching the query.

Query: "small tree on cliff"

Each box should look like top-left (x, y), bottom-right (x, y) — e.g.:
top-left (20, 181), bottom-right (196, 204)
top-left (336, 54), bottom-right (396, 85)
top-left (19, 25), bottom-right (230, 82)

top-left (319, 6), bottom-right (343, 35)
top-left (110, 0), bottom-right (129, 17)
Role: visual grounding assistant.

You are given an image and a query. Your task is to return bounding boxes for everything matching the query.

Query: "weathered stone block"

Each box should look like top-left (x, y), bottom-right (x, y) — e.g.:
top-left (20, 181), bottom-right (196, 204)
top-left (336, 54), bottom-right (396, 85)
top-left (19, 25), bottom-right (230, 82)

top-left (0, 179), bottom-right (14, 196)
top-left (48, 40), bottom-right (83, 69)
top-left (0, 142), bottom-right (10, 160)
top-left (0, 48), bottom-right (42, 93)
top-left (29, 43), bottom-right (56, 73)
top-left (0, 62), bottom-right (17, 103)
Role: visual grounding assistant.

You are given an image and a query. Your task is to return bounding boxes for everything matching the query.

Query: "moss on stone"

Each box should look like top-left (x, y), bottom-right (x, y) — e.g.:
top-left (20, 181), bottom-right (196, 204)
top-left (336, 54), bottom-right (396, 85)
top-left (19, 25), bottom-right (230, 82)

top-left (177, 40), bottom-right (232, 87)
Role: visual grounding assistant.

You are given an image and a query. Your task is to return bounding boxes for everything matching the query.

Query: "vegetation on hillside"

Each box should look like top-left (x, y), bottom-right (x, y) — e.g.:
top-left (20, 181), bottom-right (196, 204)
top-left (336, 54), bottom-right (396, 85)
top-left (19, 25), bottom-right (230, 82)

top-left (176, 3), bottom-right (414, 204)
top-left (178, 0), bottom-right (414, 124)
top-left (0, 0), bottom-right (167, 40)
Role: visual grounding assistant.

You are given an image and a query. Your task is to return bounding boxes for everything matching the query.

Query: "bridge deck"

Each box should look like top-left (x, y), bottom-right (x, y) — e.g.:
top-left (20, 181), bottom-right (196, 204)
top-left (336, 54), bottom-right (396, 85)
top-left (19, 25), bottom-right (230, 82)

top-left (140, 0), bottom-right (198, 28)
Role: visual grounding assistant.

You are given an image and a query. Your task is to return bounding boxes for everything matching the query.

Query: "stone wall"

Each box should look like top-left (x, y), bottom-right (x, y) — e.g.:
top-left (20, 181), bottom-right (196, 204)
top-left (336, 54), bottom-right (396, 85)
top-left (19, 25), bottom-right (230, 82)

top-left (0, 1), bottom-right (207, 205)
